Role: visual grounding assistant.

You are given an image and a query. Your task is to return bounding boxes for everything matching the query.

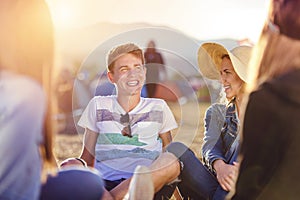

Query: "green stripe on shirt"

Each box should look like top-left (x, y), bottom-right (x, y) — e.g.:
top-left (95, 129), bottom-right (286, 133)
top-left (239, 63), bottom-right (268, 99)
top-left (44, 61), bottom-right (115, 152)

top-left (97, 133), bottom-right (147, 146)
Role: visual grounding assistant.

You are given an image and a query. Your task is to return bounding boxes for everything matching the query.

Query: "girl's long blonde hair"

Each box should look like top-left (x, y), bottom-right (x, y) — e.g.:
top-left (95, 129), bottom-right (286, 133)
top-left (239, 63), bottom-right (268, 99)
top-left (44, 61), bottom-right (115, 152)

top-left (0, 0), bottom-right (57, 180)
top-left (246, 0), bottom-right (300, 93)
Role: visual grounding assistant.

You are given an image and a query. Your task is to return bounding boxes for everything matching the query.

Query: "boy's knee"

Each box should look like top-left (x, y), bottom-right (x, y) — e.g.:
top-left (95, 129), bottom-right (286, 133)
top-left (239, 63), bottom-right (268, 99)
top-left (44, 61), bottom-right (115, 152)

top-left (154, 152), bottom-right (178, 167)
top-left (166, 142), bottom-right (189, 158)
top-left (151, 152), bottom-right (180, 175)
top-left (162, 152), bottom-right (178, 165)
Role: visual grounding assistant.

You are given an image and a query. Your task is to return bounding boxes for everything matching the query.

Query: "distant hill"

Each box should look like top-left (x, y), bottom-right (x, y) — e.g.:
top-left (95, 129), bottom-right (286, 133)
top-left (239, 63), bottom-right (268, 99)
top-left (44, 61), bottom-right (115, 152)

top-left (56, 22), bottom-right (163, 60)
top-left (55, 22), bottom-right (239, 78)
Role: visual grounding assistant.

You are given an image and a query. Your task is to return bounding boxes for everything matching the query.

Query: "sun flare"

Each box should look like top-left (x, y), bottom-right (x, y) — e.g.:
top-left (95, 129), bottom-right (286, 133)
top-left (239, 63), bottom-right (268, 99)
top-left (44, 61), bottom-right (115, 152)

top-left (47, 1), bottom-right (77, 30)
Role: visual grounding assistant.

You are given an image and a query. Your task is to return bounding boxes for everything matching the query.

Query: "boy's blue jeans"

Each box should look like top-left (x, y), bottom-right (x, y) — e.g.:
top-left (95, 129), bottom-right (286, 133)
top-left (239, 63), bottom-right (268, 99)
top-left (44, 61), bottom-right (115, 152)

top-left (167, 142), bottom-right (228, 200)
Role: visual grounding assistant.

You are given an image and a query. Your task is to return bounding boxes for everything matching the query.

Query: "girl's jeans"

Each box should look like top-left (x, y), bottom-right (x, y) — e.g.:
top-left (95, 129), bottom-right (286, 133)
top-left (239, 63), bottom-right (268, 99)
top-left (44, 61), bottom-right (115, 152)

top-left (167, 142), bottom-right (228, 200)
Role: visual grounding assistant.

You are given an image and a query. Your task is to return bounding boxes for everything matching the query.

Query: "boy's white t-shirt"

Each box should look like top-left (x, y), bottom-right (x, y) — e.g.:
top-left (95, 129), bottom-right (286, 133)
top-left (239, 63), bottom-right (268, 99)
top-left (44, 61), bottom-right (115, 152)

top-left (78, 96), bottom-right (178, 180)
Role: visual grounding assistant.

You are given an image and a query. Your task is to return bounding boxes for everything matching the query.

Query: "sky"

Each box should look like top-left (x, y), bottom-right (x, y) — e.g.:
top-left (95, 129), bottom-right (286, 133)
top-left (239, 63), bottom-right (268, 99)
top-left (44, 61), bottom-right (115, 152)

top-left (46, 0), bottom-right (269, 43)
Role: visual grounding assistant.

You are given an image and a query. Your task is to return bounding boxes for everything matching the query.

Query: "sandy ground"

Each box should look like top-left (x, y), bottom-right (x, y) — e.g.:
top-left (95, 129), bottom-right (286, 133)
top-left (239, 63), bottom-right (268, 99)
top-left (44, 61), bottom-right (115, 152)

top-left (54, 101), bottom-right (210, 164)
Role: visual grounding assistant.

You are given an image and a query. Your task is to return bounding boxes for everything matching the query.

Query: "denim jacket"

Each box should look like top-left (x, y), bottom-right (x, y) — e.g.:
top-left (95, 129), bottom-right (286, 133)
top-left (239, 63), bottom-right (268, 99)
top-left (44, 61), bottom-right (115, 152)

top-left (202, 98), bottom-right (240, 173)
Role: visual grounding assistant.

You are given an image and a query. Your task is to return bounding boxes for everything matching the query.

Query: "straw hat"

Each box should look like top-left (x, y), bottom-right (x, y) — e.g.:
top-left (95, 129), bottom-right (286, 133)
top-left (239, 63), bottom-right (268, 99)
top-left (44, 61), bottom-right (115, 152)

top-left (197, 43), bottom-right (252, 83)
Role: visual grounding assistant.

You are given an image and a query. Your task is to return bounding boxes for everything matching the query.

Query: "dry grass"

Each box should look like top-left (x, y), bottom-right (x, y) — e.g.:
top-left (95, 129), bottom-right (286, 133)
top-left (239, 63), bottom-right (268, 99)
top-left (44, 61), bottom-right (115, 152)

top-left (54, 101), bottom-right (210, 164)
top-left (54, 134), bottom-right (83, 164)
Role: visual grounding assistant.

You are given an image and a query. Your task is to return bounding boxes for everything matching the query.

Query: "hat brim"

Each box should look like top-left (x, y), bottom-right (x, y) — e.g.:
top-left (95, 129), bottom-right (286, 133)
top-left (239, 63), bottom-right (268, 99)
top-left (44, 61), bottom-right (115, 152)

top-left (197, 43), bottom-right (226, 80)
top-left (197, 43), bottom-right (252, 83)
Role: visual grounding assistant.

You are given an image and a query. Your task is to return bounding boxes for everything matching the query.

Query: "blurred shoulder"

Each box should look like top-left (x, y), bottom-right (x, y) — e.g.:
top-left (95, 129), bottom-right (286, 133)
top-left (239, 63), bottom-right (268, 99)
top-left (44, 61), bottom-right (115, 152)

top-left (0, 70), bottom-right (45, 105)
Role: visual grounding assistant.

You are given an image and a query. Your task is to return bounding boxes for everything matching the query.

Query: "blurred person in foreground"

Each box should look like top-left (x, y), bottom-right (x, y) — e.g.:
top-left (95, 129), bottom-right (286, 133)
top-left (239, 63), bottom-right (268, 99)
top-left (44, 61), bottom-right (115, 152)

top-left (166, 43), bottom-right (252, 199)
top-left (230, 0), bottom-right (300, 199)
top-left (41, 157), bottom-right (104, 200)
top-left (0, 0), bottom-right (56, 199)
top-left (0, 1), bottom-right (104, 200)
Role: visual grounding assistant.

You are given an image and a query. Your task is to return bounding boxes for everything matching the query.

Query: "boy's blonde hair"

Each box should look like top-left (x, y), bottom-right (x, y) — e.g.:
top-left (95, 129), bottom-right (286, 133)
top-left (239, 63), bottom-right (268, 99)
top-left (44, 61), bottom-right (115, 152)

top-left (106, 43), bottom-right (145, 73)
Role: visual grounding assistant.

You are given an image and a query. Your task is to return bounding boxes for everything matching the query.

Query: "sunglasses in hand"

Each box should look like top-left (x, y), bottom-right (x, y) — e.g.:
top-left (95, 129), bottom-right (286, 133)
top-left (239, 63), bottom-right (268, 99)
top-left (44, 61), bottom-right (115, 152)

top-left (120, 113), bottom-right (132, 137)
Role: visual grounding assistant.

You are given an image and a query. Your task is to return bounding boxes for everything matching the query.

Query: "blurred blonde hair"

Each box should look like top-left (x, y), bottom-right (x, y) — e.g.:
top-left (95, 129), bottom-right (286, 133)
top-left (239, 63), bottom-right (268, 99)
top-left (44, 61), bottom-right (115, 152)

top-left (246, 0), bottom-right (300, 93)
top-left (0, 0), bottom-right (57, 180)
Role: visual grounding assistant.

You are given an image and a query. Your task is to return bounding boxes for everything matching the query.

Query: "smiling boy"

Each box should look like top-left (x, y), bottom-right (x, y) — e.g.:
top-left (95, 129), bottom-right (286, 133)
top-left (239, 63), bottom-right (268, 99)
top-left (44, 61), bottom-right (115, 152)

top-left (78, 43), bottom-right (179, 199)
